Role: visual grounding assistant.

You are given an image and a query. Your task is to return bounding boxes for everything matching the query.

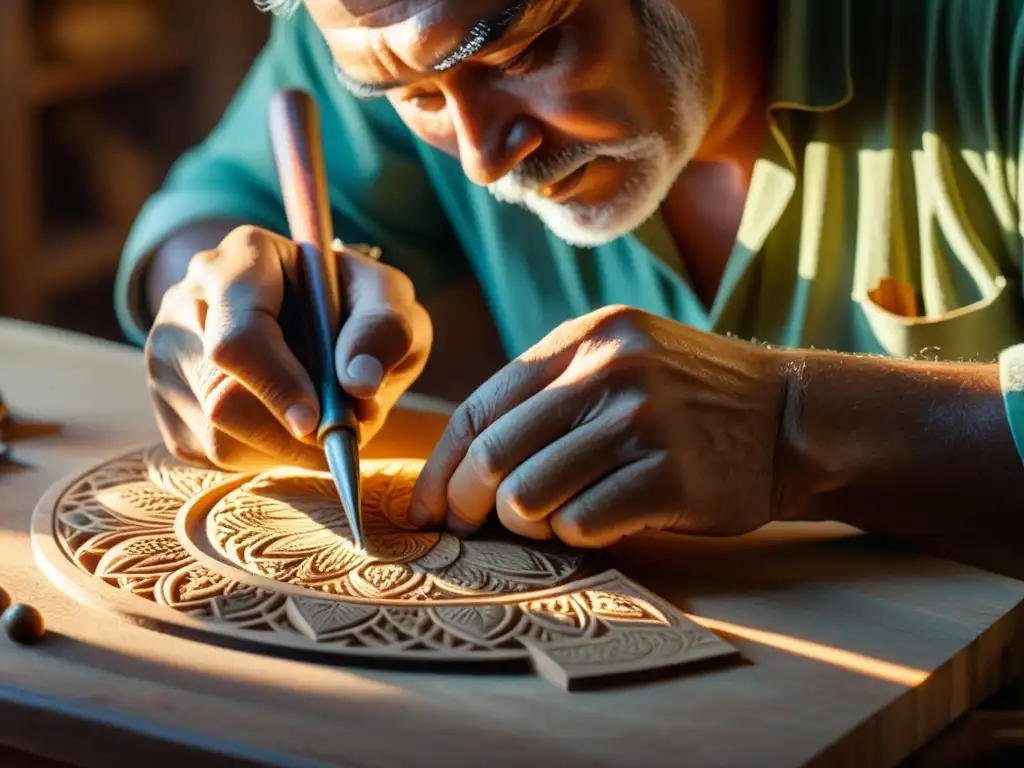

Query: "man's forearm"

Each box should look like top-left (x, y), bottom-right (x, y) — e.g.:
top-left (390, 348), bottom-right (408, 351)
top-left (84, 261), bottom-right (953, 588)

top-left (776, 349), bottom-right (1024, 544)
top-left (144, 219), bottom-right (246, 321)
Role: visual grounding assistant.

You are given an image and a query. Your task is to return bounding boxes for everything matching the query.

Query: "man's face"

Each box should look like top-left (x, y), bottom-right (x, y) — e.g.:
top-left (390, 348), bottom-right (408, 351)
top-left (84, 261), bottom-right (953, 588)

top-left (306, 0), bottom-right (708, 247)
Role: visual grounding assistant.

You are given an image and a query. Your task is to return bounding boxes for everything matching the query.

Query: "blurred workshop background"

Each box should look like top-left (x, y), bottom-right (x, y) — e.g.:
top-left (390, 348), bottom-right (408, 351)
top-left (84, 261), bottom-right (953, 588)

top-left (0, 0), bottom-right (271, 342)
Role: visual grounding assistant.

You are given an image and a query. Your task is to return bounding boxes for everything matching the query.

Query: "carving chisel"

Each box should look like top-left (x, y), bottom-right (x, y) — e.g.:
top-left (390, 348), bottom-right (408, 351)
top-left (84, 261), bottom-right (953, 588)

top-left (268, 87), bottom-right (365, 551)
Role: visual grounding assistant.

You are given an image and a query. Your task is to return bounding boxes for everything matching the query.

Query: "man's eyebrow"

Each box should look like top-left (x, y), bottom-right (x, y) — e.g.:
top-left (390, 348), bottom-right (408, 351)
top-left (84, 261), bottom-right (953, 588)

top-left (333, 0), bottom-right (545, 99)
top-left (431, 0), bottom-right (542, 72)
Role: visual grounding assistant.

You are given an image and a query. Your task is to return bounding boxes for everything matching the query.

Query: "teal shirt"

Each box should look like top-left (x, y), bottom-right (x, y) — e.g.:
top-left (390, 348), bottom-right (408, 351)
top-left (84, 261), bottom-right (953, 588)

top-left (117, 0), bottom-right (1024, 466)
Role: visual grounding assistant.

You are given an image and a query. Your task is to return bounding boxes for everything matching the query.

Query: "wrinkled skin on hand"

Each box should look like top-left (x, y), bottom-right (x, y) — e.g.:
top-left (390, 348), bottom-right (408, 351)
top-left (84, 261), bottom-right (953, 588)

top-left (146, 225), bottom-right (432, 472)
top-left (409, 305), bottom-right (787, 548)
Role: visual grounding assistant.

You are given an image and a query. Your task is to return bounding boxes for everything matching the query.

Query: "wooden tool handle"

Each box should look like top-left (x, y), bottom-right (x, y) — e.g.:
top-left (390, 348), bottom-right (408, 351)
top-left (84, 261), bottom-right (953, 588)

top-left (268, 88), bottom-right (357, 438)
top-left (268, 89), bottom-right (335, 261)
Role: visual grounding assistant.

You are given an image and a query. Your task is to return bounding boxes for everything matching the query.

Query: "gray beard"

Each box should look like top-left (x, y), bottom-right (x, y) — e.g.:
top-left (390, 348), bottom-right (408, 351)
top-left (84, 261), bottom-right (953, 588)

top-left (487, 0), bottom-right (708, 248)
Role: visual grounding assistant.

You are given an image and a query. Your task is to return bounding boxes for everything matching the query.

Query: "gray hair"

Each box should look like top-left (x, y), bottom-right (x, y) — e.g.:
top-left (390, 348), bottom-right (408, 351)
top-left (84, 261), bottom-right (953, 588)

top-left (254, 0), bottom-right (300, 15)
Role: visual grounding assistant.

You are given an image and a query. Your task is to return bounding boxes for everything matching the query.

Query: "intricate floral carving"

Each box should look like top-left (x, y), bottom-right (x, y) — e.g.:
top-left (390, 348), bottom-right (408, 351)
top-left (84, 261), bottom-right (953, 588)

top-left (37, 446), bottom-right (737, 687)
top-left (143, 444), bottom-right (233, 500)
top-left (208, 467), bottom-right (588, 600)
top-left (286, 599), bottom-right (378, 641)
top-left (582, 590), bottom-right (668, 625)
top-left (524, 595), bottom-right (592, 636)
top-left (538, 628), bottom-right (691, 666)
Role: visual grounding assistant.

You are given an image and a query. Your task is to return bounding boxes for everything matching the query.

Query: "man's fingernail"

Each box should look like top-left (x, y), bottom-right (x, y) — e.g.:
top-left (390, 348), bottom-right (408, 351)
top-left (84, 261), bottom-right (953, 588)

top-left (446, 513), bottom-right (478, 537)
top-left (347, 354), bottom-right (384, 393)
top-left (284, 404), bottom-right (318, 437)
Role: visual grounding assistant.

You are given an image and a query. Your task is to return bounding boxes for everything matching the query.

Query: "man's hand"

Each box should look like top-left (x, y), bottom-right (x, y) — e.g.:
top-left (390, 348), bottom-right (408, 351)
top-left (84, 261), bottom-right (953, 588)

top-left (408, 305), bottom-right (787, 548)
top-left (145, 225), bottom-right (431, 472)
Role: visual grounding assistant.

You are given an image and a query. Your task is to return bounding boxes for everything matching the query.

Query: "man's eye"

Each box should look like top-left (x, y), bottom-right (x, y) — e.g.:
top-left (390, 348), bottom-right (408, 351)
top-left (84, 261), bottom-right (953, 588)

top-left (499, 46), bottom-right (537, 77)
top-left (499, 28), bottom-right (559, 77)
top-left (405, 92), bottom-right (446, 112)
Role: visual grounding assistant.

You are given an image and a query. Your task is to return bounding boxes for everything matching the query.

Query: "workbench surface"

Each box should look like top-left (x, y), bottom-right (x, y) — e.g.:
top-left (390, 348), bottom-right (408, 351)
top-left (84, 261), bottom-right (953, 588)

top-left (1, 318), bottom-right (1023, 768)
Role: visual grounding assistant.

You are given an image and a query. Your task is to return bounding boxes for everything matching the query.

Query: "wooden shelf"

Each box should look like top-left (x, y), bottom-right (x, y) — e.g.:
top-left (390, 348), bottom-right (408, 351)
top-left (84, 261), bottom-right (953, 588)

top-left (29, 43), bottom-right (191, 104)
top-left (0, 0), bottom-right (272, 333)
top-left (38, 226), bottom-right (124, 290)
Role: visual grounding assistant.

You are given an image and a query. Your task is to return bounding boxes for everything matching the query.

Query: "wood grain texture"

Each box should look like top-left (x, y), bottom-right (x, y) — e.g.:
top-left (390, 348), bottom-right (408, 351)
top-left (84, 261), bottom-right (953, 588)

top-left (3, 318), bottom-right (1024, 767)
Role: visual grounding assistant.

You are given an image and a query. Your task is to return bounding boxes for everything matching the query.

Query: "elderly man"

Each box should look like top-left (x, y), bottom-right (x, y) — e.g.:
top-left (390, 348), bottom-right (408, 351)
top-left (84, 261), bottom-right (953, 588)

top-left (117, 0), bottom-right (1024, 553)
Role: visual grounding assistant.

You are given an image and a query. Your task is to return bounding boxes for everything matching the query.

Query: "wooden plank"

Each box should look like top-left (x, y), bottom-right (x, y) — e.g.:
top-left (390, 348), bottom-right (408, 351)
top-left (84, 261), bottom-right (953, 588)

top-left (1, 317), bottom-right (1023, 767)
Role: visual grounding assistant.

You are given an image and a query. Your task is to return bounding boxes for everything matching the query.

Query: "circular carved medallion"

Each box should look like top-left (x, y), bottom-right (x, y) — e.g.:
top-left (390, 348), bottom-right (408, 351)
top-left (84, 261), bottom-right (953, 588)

top-left (32, 444), bottom-right (733, 685)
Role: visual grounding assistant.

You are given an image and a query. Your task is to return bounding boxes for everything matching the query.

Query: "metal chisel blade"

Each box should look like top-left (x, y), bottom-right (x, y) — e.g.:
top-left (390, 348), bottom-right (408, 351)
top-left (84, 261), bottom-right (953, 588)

top-left (323, 427), bottom-right (365, 553)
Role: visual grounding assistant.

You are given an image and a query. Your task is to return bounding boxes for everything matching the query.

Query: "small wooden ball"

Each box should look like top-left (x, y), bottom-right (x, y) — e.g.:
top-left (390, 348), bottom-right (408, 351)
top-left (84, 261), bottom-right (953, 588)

top-left (0, 587), bottom-right (10, 615)
top-left (3, 604), bottom-right (45, 645)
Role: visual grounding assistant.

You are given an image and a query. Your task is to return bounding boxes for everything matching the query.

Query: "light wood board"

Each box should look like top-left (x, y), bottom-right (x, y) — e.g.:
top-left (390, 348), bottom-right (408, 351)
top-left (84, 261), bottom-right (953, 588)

top-left (2, 317), bottom-right (1024, 767)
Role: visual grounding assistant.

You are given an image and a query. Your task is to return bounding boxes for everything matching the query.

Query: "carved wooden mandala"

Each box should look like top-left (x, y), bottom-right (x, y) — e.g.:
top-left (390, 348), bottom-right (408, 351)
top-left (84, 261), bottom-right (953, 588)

top-left (32, 444), bottom-right (738, 690)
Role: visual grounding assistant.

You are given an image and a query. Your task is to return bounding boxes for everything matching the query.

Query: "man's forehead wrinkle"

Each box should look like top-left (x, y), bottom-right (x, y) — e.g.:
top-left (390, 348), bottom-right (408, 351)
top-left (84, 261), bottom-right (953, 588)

top-left (305, 0), bottom-right (426, 26)
top-left (338, 0), bottom-right (448, 28)
top-left (325, 26), bottom-right (412, 86)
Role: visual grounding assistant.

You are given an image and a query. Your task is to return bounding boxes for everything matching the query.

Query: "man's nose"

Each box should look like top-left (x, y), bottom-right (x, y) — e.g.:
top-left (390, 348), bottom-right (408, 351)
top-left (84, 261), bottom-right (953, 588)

top-left (447, 93), bottom-right (542, 186)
